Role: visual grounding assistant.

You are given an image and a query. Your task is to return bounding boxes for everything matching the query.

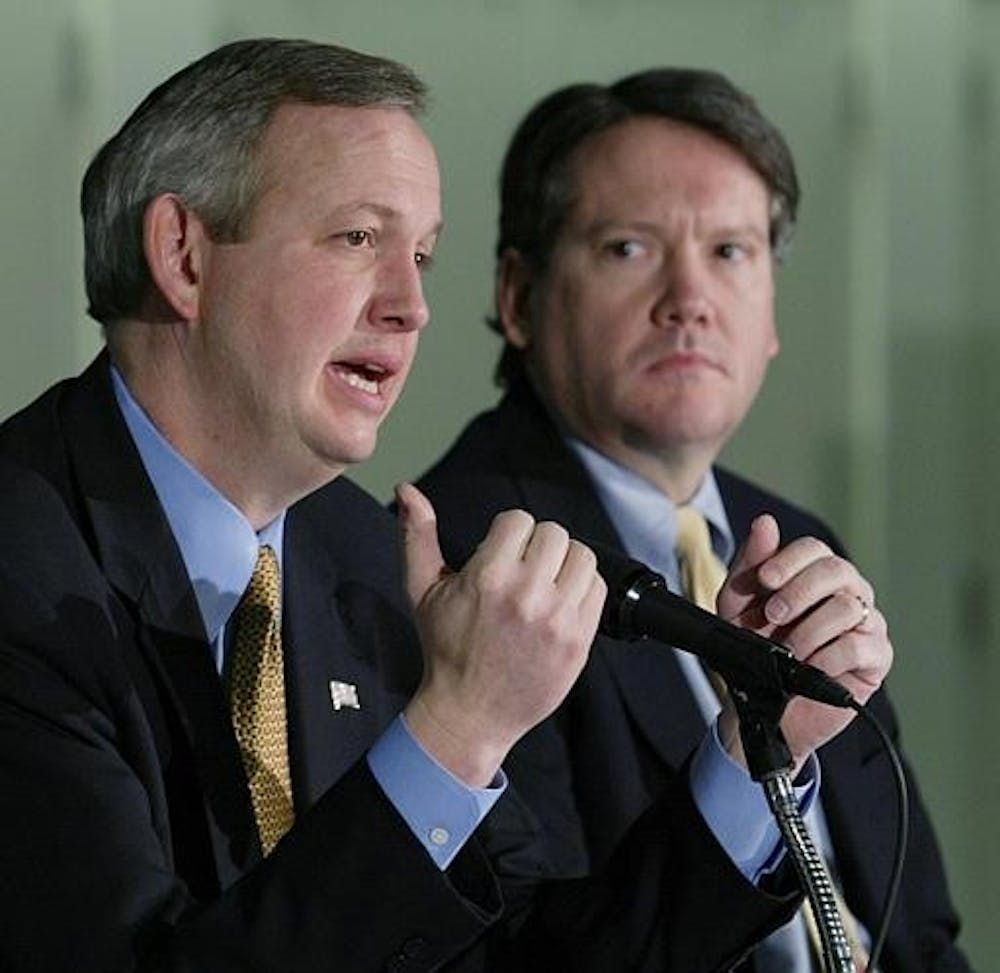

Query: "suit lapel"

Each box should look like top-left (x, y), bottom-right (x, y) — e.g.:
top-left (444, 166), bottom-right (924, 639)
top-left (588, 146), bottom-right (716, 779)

top-left (282, 480), bottom-right (420, 809)
top-left (716, 468), bottom-right (758, 552)
top-left (283, 513), bottom-right (398, 809)
top-left (60, 357), bottom-right (260, 886)
top-left (594, 638), bottom-right (709, 762)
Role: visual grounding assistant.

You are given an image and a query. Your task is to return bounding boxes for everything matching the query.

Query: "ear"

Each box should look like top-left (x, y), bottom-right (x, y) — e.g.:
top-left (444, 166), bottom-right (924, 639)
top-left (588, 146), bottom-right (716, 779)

top-left (496, 248), bottom-right (537, 350)
top-left (143, 194), bottom-right (207, 322)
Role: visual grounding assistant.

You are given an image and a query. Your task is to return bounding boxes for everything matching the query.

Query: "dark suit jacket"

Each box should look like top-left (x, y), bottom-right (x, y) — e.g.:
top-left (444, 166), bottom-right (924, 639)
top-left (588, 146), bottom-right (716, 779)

top-left (416, 379), bottom-right (971, 973)
top-left (0, 359), bottom-right (799, 973)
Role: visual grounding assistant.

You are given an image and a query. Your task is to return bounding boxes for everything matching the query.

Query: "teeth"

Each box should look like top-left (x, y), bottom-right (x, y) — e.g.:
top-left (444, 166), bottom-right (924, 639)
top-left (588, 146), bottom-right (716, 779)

top-left (341, 369), bottom-right (380, 394)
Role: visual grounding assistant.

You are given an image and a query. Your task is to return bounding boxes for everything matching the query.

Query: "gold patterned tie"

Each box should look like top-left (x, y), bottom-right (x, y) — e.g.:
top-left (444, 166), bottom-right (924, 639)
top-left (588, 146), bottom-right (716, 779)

top-left (229, 545), bottom-right (294, 855)
top-left (675, 506), bottom-right (870, 971)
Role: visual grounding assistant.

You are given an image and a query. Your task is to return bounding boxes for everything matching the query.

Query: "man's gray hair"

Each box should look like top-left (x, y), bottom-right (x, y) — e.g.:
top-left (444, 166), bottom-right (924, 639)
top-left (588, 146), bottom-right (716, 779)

top-left (81, 38), bottom-right (427, 324)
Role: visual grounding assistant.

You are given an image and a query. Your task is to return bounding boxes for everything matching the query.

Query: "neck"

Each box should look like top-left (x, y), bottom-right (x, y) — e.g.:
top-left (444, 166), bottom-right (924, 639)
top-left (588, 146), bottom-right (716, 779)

top-left (524, 374), bottom-right (718, 504)
top-left (601, 440), bottom-right (714, 505)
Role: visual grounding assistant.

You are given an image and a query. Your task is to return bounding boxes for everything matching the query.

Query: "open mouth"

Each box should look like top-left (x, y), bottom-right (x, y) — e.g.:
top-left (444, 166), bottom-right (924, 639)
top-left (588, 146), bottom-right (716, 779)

top-left (332, 361), bottom-right (390, 396)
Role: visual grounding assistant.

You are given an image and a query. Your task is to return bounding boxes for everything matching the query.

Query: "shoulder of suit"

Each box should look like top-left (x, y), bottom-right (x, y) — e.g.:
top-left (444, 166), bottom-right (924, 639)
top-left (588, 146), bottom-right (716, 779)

top-left (292, 475), bottom-right (397, 540)
top-left (714, 465), bottom-right (845, 553)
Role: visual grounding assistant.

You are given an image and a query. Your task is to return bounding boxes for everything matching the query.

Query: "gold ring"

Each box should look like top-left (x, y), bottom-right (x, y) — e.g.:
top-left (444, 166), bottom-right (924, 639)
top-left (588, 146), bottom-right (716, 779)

top-left (855, 595), bottom-right (871, 629)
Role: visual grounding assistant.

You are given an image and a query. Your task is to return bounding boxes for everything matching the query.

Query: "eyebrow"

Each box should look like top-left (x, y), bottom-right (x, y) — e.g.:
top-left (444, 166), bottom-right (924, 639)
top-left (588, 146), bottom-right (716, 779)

top-left (717, 223), bottom-right (768, 244)
top-left (581, 217), bottom-right (768, 244)
top-left (581, 219), bottom-right (662, 237)
top-left (329, 201), bottom-right (443, 242)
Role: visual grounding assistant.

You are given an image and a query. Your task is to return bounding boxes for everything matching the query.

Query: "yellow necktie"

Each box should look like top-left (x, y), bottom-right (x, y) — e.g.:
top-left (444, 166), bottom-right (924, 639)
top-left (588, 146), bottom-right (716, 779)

top-left (674, 505), bottom-right (727, 613)
top-left (229, 545), bottom-right (294, 855)
top-left (674, 506), bottom-right (870, 971)
top-left (675, 505), bottom-right (729, 702)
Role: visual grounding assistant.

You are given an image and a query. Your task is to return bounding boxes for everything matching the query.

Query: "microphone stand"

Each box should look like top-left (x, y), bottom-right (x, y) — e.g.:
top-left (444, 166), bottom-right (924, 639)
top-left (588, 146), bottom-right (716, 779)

top-left (731, 680), bottom-right (855, 973)
top-left (590, 546), bottom-right (871, 969)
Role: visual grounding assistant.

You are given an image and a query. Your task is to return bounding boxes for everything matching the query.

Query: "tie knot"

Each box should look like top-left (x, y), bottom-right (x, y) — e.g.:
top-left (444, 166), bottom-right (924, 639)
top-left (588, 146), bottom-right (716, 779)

top-left (241, 545), bottom-right (281, 618)
top-left (675, 505), bottom-right (713, 559)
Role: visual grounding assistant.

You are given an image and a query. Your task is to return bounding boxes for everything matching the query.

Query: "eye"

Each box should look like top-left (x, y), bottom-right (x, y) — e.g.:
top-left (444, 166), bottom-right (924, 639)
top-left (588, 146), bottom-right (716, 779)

top-left (415, 250), bottom-right (434, 272)
top-left (603, 239), bottom-right (645, 259)
top-left (716, 241), bottom-right (747, 261)
top-left (343, 229), bottom-right (374, 248)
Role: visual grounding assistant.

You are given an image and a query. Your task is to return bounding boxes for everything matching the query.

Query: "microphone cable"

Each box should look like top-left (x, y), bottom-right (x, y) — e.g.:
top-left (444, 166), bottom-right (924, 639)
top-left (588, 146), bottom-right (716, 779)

top-left (849, 699), bottom-right (910, 972)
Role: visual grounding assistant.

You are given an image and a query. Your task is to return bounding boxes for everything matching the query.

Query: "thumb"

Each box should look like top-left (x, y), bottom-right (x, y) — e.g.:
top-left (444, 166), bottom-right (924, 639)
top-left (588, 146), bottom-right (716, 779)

top-left (395, 482), bottom-right (447, 607)
top-left (717, 514), bottom-right (781, 620)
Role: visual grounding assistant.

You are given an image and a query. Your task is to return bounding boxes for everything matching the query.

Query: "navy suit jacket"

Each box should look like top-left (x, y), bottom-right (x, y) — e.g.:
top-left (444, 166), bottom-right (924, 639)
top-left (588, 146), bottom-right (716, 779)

top-left (0, 359), bottom-right (800, 973)
top-left (416, 378), bottom-right (971, 973)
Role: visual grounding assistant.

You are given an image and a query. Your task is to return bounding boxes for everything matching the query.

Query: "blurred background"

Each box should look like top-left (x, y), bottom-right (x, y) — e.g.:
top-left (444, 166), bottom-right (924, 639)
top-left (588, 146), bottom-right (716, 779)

top-left (2, 0), bottom-right (997, 964)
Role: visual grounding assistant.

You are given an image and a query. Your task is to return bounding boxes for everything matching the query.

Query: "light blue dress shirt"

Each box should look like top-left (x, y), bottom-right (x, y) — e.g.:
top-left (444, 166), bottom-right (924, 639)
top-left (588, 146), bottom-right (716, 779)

top-left (111, 366), bottom-right (499, 870)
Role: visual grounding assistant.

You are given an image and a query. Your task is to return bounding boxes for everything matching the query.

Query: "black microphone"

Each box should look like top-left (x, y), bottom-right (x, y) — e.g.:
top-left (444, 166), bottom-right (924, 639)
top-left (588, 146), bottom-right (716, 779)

top-left (591, 541), bottom-right (854, 708)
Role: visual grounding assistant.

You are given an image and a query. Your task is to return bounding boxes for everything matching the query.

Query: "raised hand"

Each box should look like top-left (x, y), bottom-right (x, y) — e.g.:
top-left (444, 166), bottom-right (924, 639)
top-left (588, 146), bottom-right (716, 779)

top-left (396, 482), bottom-right (606, 786)
top-left (715, 514), bottom-right (892, 769)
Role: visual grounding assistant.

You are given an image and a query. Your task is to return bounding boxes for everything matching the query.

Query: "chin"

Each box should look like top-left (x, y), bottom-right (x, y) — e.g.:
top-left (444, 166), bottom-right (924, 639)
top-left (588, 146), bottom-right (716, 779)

top-left (295, 436), bottom-right (376, 487)
top-left (331, 436), bottom-right (379, 469)
top-left (311, 411), bottom-right (381, 458)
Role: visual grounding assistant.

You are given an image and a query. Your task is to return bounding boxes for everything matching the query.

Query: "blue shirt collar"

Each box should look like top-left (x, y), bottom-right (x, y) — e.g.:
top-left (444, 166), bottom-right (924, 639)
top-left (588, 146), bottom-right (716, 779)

top-left (567, 436), bottom-right (734, 590)
top-left (110, 365), bottom-right (285, 646)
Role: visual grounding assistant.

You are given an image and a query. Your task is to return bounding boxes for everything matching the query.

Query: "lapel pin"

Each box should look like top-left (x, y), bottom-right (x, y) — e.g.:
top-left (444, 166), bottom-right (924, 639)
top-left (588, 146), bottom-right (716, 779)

top-left (329, 680), bottom-right (361, 711)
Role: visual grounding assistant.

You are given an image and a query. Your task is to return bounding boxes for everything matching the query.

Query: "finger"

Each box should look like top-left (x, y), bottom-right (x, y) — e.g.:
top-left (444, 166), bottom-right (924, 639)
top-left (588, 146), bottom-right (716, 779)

top-left (853, 593), bottom-right (875, 632)
top-left (522, 520), bottom-right (572, 581)
top-left (395, 482), bottom-right (446, 607)
top-left (579, 570), bottom-right (609, 639)
top-left (762, 551), bottom-right (874, 629)
top-left (779, 591), bottom-right (880, 660)
top-left (556, 544), bottom-right (606, 666)
top-left (554, 538), bottom-right (601, 603)
top-left (717, 514), bottom-right (780, 619)
top-left (795, 616), bottom-right (892, 698)
top-left (728, 514), bottom-right (781, 588)
top-left (466, 507), bottom-right (537, 574)
top-left (756, 535), bottom-right (837, 591)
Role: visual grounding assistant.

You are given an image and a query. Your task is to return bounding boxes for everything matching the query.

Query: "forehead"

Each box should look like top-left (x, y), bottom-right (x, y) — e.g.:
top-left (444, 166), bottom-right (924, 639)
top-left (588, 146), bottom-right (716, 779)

top-left (253, 101), bottom-right (441, 220)
top-left (564, 116), bottom-right (769, 225)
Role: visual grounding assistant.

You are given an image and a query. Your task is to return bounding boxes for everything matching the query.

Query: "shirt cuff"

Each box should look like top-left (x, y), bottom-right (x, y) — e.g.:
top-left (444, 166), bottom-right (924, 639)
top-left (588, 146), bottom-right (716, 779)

top-left (690, 721), bottom-right (820, 883)
top-left (367, 714), bottom-right (506, 870)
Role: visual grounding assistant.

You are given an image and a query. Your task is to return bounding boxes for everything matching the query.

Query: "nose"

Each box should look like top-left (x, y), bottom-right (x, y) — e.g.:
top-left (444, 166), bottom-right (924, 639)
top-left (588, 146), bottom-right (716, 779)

top-left (652, 250), bottom-right (711, 329)
top-left (370, 254), bottom-right (431, 333)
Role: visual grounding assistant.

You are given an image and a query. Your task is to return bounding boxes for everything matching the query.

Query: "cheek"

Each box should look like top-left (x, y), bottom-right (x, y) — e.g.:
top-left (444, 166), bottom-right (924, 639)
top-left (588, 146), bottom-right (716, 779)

top-left (288, 285), bottom-right (362, 354)
top-left (752, 282), bottom-right (778, 353)
top-left (388, 335), bottom-right (420, 398)
top-left (537, 317), bottom-right (597, 392)
top-left (738, 336), bottom-right (777, 405)
top-left (732, 294), bottom-right (778, 368)
top-left (531, 270), bottom-right (638, 384)
top-left (545, 278), bottom-right (621, 350)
